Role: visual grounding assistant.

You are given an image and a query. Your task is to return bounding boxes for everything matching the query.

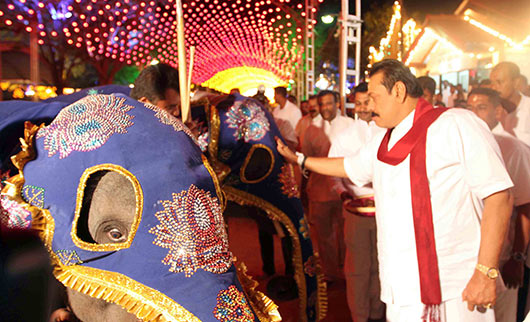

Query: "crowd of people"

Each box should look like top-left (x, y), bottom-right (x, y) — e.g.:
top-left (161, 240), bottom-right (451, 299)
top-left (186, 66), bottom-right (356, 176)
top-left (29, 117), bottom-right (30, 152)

top-left (271, 59), bottom-right (530, 322)
top-left (1, 54), bottom-right (530, 322)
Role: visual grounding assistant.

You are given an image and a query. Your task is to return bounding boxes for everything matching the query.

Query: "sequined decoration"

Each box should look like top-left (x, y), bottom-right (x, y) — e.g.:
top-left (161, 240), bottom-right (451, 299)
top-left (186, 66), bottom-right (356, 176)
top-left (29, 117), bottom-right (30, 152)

top-left (225, 99), bottom-right (270, 142)
top-left (87, 89), bottom-right (99, 95)
top-left (219, 149), bottom-right (232, 162)
top-left (22, 185), bottom-right (45, 208)
top-left (198, 131), bottom-right (209, 152)
top-left (143, 102), bottom-right (197, 143)
top-left (149, 184), bottom-right (232, 277)
top-left (56, 250), bottom-right (83, 266)
top-left (299, 217), bottom-right (309, 240)
top-left (278, 164), bottom-right (300, 198)
top-left (0, 196), bottom-right (32, 229)
top-left (0, 169), bottom-right (10, 189)
top-left (36, 95), bottom-right (135, 159)
top-left (304, 255), bottom-right (317, 277)
top-left (213, 285), bottom-right (254, 322)
top-left (224, 174), bottom-right (241, 187)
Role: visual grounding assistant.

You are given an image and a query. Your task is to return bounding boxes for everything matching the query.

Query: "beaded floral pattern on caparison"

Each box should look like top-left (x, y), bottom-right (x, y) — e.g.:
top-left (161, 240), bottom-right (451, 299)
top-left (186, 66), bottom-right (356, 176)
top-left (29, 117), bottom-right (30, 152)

top-left (37, 95), bottom-right (135, 159)
top-left (225, 99), bottom-right (270, 142)
top-left (213, 285), bottom-right (254, 322)
top-left (278, 164), bottom-right (300, 198)
top-left (22, 185), bottom-right (45, 208)
top-left (143, 102), bottom-right (197, 142)
top-left (56, 250), bottom-right (83, 266)
top-left (0, 196), bottom-right (32, 229)
top-left (149, 184), bottom-right (232, 277)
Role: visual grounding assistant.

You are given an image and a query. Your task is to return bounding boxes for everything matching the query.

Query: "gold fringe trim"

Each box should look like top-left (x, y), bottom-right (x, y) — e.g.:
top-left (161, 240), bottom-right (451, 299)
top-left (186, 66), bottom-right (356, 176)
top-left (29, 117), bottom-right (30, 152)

top-left (235, 259), bottom-right (282, 322)
top-left (207, 104), bottom-right (231, 182)
top-left (70, 164), bottom-right (144, 252)
top-left (4, 122), bottom-right (200, 322)
top-left (239, 144), bottom-right (275, 184)
top-left (224, 186), bottom-right (316, 322)
top-left (54, 264), bottom-right (201, 322)
top-left (314, 253), bottom-right (328, 321)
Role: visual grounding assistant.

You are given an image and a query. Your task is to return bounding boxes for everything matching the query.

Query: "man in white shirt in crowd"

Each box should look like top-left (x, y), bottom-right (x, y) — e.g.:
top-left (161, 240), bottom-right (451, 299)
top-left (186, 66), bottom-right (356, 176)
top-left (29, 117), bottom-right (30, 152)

top-left (328, 82), bottom-right (386, 322)
top-left (277, 59), bottom-right (513, 321)
top-left (295, 95), bottom-right (321, 151)
top-left (490, 62), bottom-right (530, 146)
top-left (467, 87), bottom-right (530, 322)
top-left (273, 86), bottom-right (302, 150)
top-left (302, 90), bottom-right (354, 282)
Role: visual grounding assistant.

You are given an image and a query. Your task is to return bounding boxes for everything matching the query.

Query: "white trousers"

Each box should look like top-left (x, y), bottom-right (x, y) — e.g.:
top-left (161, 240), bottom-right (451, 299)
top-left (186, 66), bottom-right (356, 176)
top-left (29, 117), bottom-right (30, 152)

top-left (386, 297), bottom-right (495, 322)
top-left (494, 287), bottom-right (517, 322)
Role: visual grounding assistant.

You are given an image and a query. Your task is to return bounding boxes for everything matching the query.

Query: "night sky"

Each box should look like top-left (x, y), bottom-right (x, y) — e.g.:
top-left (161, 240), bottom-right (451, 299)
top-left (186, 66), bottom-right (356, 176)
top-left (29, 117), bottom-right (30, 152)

top-left (320, 0), bottom-right (463, 21)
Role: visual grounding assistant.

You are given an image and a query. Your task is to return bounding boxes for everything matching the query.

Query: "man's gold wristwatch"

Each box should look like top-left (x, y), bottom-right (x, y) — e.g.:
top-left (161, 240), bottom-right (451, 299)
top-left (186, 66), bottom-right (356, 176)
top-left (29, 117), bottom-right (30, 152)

top-left (475, 263), bottom-right (499, 279)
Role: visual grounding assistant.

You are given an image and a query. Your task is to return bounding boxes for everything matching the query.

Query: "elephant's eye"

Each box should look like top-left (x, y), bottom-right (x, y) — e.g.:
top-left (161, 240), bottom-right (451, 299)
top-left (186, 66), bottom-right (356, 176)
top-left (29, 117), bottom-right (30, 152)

top-left (107, 228), bottom-right (126, 242)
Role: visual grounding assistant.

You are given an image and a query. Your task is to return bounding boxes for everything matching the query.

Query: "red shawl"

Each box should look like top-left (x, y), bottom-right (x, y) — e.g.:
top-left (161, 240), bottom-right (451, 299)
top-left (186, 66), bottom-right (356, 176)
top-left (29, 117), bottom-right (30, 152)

top-left (377, 98), bottom-right (448, 321)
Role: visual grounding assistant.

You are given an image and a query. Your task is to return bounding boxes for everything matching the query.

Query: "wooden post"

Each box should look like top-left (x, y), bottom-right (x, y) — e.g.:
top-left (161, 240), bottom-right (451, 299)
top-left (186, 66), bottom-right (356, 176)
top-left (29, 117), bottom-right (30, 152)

top-left (187, 46), bottom-right (195, 109)
top-left (30, 21), bottom-right (39, 101)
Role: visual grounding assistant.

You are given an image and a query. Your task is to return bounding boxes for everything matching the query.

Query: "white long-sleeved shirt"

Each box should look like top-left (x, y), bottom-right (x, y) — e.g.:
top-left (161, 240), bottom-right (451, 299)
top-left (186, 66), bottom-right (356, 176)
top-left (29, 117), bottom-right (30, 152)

top-left (328, 120), bottom-right (384, 197)
top-left (302, 114), bottom-right (354, 202)
top-left (343, 108), bottom-right (513, 305)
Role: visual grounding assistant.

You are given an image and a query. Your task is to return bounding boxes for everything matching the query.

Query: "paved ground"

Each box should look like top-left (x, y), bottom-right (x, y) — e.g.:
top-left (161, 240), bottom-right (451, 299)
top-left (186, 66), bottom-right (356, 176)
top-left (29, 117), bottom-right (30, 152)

top-left (226, 214), bottom-right (352, 322)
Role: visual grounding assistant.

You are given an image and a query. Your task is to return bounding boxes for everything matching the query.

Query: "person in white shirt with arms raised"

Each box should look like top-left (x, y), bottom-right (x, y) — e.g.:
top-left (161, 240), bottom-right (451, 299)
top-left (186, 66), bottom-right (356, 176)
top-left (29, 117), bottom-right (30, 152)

top-left (276, 59), bottom-right (514, 322)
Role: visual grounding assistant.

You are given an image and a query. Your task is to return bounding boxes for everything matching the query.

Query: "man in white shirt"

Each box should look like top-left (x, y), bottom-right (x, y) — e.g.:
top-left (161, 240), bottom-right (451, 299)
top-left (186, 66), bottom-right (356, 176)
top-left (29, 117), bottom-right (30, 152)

top-left (491, 62), bottom-right (530, 146)
top-left (273, 86), bottom-right (302, 134)
top-left (302, 90), bottom-right (354, 281)
top-left (328, 82), bottom-right (386, 322)
top-left (277, 59), bottom-right (514, 321)
top-left (295, 95), bottom-right (321, 151)
top-left (468, 87), bottom-right (530, 322)
top-left (273, 87), bottom-right (302, 150)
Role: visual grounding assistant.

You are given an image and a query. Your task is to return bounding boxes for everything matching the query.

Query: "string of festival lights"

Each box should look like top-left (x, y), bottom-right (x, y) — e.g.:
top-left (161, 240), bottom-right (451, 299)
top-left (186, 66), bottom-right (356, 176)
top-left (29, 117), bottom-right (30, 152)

top-left (0, 0), bottom-right (318, 89)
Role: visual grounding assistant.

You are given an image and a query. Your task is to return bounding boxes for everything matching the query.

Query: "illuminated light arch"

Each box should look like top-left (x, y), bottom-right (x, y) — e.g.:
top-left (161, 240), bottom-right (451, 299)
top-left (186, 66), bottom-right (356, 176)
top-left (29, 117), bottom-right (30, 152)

top-left (1, 0), bottom-right (312, 85)
top-left (202, 66), bottom-right (287, 97)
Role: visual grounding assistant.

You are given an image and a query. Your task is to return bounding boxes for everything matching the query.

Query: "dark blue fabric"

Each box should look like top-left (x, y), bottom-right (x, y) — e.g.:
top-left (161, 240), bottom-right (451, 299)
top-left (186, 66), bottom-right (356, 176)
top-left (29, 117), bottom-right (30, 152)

top-left (212, 94), bottom-right (321, 321)
top-left (15, 94), bottom-right (258, 321)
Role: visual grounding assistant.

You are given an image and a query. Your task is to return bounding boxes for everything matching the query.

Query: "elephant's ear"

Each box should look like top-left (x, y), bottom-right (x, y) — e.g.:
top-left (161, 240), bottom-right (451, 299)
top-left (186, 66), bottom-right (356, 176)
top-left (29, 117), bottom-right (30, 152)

top-left (240, 144), bottom-right (274, 184)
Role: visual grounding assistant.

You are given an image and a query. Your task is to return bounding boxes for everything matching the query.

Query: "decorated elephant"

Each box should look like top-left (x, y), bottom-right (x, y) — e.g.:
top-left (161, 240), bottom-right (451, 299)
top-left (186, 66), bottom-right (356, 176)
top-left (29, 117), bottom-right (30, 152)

top-left (195, 93), bottom-right (327, 322)
top-left (0, 87), bottom-right (327, 322)
top-left (1, 94), bottom-right (280, 321)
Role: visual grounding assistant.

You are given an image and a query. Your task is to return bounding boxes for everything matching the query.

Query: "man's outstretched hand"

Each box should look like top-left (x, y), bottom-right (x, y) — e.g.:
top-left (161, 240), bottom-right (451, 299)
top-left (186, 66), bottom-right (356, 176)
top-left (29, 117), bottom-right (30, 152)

top-left (275, 137), bottom-right (298, 164)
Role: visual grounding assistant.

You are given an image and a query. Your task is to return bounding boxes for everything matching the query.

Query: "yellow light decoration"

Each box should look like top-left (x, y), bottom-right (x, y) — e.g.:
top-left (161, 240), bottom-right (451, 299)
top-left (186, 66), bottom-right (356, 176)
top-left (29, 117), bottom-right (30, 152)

top-left (404, 27), bottom-right (463, 66)
top-left (402, 18), bottom-right (422, 53)
top-left (13, 88), bottom-right (24, 99)
top-left (201, 66), bottom-right (288, 96)
top-left (464, 13), bottom-right (530, 49)
top-left (425, 27), bottom-right (463, 55)
top-left (370, 1), bottom-right (402, 64)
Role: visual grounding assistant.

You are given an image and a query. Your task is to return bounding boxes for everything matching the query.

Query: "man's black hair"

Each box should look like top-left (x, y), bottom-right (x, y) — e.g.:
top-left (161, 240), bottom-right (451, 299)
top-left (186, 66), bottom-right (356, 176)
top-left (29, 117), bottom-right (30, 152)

top-left (468, 87), bottom-right (502, 107)
top-left (417, 76), bottom-right (436, 96)
top-left (130, 63), bottom-right (179, 103)
top-left (369, 59), bottom-right (423, 98)
top-left (353, 82), bottom-right (368, 97)
top-left (317, 90), bottom-right (337, 103)
top-left (274, 86), bottom-right (288, 97)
